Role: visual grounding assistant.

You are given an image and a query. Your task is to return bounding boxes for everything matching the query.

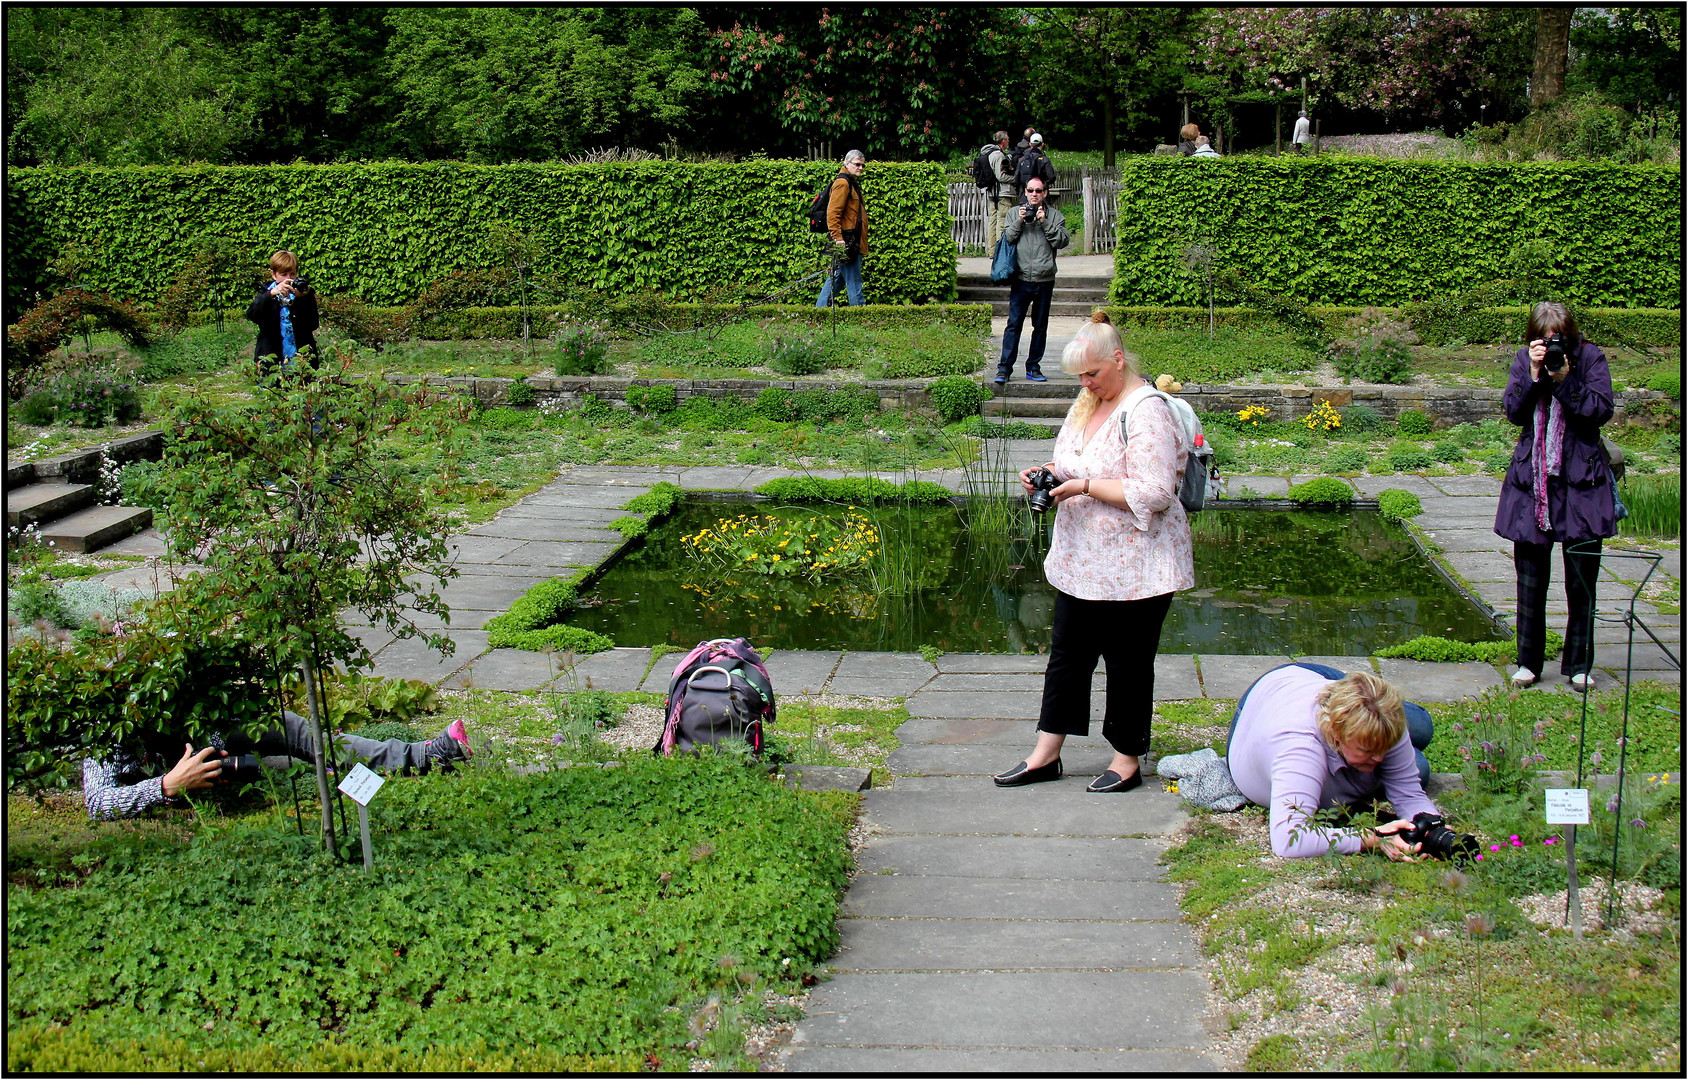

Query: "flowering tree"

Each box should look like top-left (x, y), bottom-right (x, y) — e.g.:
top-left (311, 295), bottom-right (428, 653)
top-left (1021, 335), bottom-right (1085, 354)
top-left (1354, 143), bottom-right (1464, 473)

top-left (700, 6), bottom-right (1025, 159)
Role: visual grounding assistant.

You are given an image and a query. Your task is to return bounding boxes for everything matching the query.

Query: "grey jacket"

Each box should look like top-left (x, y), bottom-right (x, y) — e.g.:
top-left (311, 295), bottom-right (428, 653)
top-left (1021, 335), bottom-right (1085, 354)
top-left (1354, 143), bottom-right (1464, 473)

top-left (988, 145), bottom-right (1016, 199)
top-left (1003, 203), bottom-right (1069, 282)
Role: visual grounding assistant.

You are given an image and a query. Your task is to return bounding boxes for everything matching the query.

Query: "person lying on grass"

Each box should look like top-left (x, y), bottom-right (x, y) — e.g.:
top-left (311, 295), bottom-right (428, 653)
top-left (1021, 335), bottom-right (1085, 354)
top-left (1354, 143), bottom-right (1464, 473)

top-left (82, 713), bottom-right (471, 821)
top-left (1226, 664), bottom-right (1442, 859)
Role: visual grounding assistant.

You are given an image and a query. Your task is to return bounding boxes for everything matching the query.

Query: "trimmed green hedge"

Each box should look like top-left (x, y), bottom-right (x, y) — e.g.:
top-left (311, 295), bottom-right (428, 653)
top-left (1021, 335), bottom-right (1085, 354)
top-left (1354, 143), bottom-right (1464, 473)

top-left (1104, 305), bottom-right (1680, 348)
top-left (5, 161), bottom-right (957, 315)
top-left (1110, 159), bottom-right (1681, 307)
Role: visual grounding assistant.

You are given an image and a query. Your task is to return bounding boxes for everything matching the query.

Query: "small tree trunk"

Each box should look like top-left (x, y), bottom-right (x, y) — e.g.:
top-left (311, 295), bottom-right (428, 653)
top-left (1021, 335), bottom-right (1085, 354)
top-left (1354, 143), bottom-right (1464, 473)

top-left (1102, 93), bottom-right (1116, 168)
top-left (300, 657), bottom-right (336, 850)
top-left (1531, 7), bottom-right (1572, 108)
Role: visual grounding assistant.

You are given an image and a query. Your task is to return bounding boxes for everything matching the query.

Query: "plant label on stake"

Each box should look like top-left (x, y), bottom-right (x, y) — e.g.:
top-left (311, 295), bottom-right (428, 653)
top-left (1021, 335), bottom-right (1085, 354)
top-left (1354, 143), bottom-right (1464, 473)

top-left (1546, 788), bottom-right (1590, 938)
top-left (337, 764), bottom-right (385, 871)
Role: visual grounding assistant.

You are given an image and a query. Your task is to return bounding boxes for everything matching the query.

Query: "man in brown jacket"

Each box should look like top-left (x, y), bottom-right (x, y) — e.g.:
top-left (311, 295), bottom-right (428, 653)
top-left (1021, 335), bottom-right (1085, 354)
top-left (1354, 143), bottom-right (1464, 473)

top-left (816, 150), bottom-right (868, 306)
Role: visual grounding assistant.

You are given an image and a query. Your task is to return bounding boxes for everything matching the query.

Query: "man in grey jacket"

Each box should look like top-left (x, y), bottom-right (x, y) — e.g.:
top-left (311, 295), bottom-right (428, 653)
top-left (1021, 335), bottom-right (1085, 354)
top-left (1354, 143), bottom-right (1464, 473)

top-left (995, 177), bottom-right (1069, 384)
top-left (983, 130), bottom-right (1017, 254)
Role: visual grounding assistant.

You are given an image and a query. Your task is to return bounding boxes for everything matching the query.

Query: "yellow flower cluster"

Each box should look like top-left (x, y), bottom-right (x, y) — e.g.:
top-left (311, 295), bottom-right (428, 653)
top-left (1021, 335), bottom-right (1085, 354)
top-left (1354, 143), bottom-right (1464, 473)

top-left (680, 510), bottom-right (880, 579)
top-left (1301, 400), bottom-right (1343, 433)
top-left (1237, 404), bottom-right (1269, 425)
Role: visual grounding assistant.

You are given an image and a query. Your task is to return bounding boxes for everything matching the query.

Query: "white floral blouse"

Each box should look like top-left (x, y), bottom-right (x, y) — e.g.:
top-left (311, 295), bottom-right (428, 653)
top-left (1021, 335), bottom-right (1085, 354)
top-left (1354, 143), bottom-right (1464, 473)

top-left (1043, 386), bottom-right (1196, 601)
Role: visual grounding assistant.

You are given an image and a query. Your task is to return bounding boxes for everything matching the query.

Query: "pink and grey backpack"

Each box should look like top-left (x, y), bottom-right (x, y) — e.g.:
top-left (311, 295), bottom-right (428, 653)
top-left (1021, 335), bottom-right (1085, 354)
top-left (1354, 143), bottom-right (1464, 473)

top-left (655, 638), bottom-right (776, 756)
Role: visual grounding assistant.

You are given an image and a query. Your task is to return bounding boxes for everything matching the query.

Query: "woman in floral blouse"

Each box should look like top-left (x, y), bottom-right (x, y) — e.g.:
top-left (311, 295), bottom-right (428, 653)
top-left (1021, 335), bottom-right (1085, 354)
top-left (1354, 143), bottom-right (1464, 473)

top-left (994, 311), bottom-right (1195, 792)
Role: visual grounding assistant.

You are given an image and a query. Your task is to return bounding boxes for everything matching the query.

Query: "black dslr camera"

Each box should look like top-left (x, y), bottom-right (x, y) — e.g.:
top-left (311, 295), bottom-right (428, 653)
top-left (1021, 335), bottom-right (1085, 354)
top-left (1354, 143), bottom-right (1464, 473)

top-left (1542, 332), bottom-right (1567, 373)
top-left (277, 276), bottom-right (310, 306)
top-left (1026, 467), bottom-right (1060, 514)
top-left (1397, 812), bottom-right (1480, 862)
top-left (208, 751), bottom-right (264, 785)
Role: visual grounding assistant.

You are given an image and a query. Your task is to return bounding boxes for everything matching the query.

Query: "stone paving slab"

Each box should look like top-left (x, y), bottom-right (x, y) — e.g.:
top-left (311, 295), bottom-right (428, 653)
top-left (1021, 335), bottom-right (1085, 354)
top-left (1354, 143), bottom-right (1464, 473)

top-left (864, 789), bottom-right (1187, 837)
top-left (491, 540), bottom-right (621, 567)
top-left (675, 465), bottom-right (765, 489)
top-left (1198, 654), bottom-right (1294, 698)
top-left (368, 631), bottom-right (488, 683)
top-left (781, 1046), bottom-right (1215, 1072)
top-left (934, 653), bottom-right (1050, 674)
top-left (521, 485), bottom-right (648, 509)
top-left (1374, 659), bottom-right (1506, 701)
top-left (840, 874), bottom-right (1184, 921)
top-left (828, 676), bottom-right (930, 699)
top-left (833, 918), bottom-right (1199, 972)
top-left (1453, 553), bottom-right (1520, 581)
top-left (834, 652), bottom-right (937, 681)
top-left (444, 535), bottom-right (530, 562)
top-left (1593, 643), bottom-right (1680, 671)
top-left (764, 651), bottom-right (841, 695)
top-left (1228, 476), bottom-right (1289, 496)
top-left (488, 504), bottom-right (627, 525)
top-left (905, 689), bottom-right (1047, 720)
top-left (554, 466), bottom-right (682, 486)
top-left (464, 520), bottom-right (627, 543)
top-left (888, 742), bottom-right (1126, 780)
top-left (94, 527), bottom-right (172, 557)
top-left (1351, 475), bottom-right (1441, 497)
top-left (566, 647), bottom-right (653, 693)
top-left (923, 672), bottom-right (1084, 693)
top-left (441, 647), bottom-right (564, 691)
top-left (1153, 653), bottom-right (1202, 699)
top-left (895, 718), bottom-right (1040, 745)
top-left (1291, 655), bottom-right (1375, 672)
top-left (794, 970), bottom-right (1209, 1048)
top-left (1428, 476), bottom-right (1504, 496)
top-left (856, 835), bottom-right (1169, 880)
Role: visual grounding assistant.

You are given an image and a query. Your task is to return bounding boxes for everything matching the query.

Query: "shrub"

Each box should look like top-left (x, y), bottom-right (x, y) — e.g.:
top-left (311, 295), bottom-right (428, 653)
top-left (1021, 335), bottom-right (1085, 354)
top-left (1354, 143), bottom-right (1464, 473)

top-left (1386, 446), bottom-right (1435, 471)
top-left (764, 334), bottom-right (830, 376)
top-left (1432, 440), bottom-right (1465, 463)
top-left (1618, 476), bottom-right (1681, 539)
top-left (505, 379), bottom-right (536, 406)
top-left (1376, 631), bottom-right (1562, 664)
top-left (1646, 369), bottom-right (1681, 397)
top-left (1340, 404), bottom-right (1385, 433)
top-left (1286, 477), bottom-right (1355, 504)
top-left (793, 387), bottom-right (877, 424)
top-left (625, 385), bottom-right (678, 414)
top-left (484, 575), bottom-right (593, 651)
top-left (16, 391), bottom-right (59, 424)
top-left (118, 458), bottom-right (168, 510)
top-left (754, 477), bottom-right (952, 504)
top-left (753, 387), bottom-right (800, 423)
top-left (1480, 448), bottom-right (1513, 472)
top-left (45, 369), bottom-right (142, 427)
top-left (927, 375), bottom-right (992, 423)
top-left (1328, 307), bottom-right (1418, 384)
top-left (1323, 446), bottom-right (1369, 473)
top-left (1444, 422), bottom-right (1484, 448)
top-left (8, 579), bottom-right (75, 629)
top-left (1396, 409), bottom-right (1433, 436)
top-left (1376, 489), bottom-right (1424, 522)
top-left (878, 349), bottom-right (980, 379)
top-left (954, 416), bottom-right (1056, 439)
top-left (555, 327), bottom-right (612, 376)
top-left (622, 481), bottom-right (684, 518)
top-left (573, 392), bottom-right (619, 424)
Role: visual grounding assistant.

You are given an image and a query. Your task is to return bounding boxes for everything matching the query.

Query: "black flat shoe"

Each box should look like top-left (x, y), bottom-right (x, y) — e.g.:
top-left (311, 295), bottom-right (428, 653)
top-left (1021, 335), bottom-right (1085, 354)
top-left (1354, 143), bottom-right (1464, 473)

top-left (993, 759), bottom-right (1063, 787)
top-left (1086, 769), bottom-right (1142, 793)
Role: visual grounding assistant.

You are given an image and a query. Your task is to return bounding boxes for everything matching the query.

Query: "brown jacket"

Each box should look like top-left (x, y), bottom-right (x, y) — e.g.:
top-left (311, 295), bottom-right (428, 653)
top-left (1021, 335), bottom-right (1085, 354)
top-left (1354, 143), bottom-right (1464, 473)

top-left (825, 174), bottom-right (868, 255)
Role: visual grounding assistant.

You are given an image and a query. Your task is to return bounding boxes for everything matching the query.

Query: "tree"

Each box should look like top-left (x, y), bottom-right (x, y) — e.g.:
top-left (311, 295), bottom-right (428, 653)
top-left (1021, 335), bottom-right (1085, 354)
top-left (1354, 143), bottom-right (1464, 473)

top-left (1531, 6), bottom-right (1574, 108)
top-left (698, 5), bottom-right (1027, 159)
top-left (1568, 7), bottom-right (1684, 115)
top-left (158, 367), bottom-right (466, 849)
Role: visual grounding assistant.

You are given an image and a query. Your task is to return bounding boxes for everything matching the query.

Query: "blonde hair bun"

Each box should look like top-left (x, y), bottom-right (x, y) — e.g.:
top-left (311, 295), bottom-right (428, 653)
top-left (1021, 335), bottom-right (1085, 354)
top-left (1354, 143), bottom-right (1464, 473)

top-left (1089, 309), bottom-right (1112, 325)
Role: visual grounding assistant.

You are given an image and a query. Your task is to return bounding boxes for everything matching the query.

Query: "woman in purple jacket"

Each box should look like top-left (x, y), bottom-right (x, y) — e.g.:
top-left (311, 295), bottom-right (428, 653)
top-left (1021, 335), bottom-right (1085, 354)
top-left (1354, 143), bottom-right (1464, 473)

top-left (1493, 303), bottom-right (1616, 691)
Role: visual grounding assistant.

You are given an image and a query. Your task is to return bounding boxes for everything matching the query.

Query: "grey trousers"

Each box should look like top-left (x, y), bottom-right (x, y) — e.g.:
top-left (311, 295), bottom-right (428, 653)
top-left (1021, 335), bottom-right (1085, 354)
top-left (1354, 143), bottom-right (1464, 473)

top-left (218, 710), bottom-right (435, 772)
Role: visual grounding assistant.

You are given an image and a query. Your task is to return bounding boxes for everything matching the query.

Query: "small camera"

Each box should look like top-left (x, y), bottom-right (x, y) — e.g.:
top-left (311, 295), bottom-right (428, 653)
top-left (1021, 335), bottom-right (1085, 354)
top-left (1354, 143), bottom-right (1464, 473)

top-left (1398, 811), bottom-right (1481, 863)
top-left (1026, 467), bottom-right (1060, 514)
top-left (1542, 332), bottom-right (1566, 373)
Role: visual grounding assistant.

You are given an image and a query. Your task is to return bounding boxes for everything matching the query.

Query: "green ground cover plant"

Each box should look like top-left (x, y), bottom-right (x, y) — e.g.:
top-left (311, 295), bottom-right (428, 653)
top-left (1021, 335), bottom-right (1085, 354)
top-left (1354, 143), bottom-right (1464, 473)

top-left (1377, 631), bottom-right (1564, 666)
top-left (1125, 326), bottom-right (1320, 385)
top-left (1286, 477), bottom-right (1354, 504)
top-left (5, 753), bottom-right (852, 1068)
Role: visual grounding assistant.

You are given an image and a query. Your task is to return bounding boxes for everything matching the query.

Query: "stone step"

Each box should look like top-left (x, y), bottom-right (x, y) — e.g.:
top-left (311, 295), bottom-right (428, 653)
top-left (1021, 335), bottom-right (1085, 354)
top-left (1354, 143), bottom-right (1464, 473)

top-left (971, 300), bottom-right (1112, 317)
top-left (957, 286), bottom-right (1110, 303)
top-left (983, 398), bottom-right (1071, 418)
top-left (10, 430), bottom-right (166, 487)
top-left (959, 273), bottom-right (1112, 290)
top-left (5, 461), bottom-right (36, 490)
top-left (34, 504), bottom-right (154, 553)
top-left (7, 483), bottom-right (95, 529)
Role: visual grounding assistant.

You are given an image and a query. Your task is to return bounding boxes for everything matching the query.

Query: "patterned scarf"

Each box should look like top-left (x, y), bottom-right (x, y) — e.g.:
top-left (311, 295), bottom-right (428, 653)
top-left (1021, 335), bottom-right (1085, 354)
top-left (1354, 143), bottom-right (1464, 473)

top-left (270, 281), bottom-right (297, 359)
top-left (1531, 390), bottom-right (1565, 533)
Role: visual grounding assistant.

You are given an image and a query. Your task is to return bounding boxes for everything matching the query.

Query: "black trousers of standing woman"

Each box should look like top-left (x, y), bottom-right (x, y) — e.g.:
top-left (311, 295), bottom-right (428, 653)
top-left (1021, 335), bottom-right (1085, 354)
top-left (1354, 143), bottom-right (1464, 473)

top-left (1036, 590), bottom-right (1175, 756)
top-left (1515, 539), bottom-right (1601, 676)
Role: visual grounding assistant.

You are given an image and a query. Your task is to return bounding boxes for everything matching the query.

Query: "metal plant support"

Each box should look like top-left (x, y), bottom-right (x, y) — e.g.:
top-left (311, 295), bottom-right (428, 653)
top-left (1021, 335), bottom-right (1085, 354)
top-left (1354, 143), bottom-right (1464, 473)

top-left (1566, 540), bottom-right (1680, 929)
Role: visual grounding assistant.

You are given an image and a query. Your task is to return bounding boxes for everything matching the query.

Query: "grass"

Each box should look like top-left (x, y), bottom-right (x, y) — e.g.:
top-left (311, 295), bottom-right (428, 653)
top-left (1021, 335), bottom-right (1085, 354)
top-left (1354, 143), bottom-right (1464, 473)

top-left (1128, 326), bottom-right (1321, 385)
top-left (1619, 475), bottom-right (1681, 539)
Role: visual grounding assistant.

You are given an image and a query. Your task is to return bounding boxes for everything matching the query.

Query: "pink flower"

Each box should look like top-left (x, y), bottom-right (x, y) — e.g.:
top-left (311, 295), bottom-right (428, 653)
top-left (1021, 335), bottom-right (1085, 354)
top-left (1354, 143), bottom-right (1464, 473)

top-left (1544, 837), bottom-right (1558, 845)
top-left (1489, 844), bottom-right (1500, 851)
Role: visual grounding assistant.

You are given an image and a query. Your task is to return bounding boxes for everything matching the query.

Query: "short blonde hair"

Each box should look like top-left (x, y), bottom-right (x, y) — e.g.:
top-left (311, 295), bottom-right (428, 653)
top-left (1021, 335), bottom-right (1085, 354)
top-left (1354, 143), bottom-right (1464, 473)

top-left (268, 250), bottom-right (299, 277)
top-left (1180, 123), bottom-right (1200, 142)
top-left (1060, 310), bottom-right (1140, 428)
top-left (1317, 672), bottom-right (1407, 753)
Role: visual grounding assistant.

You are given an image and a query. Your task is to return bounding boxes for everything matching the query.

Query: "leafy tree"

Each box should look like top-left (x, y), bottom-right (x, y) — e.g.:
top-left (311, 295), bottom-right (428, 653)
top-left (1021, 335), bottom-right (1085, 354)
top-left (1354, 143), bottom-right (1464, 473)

top-left (698, 5), bottom-right (1027, 159)
top-left (157, 367), bottom-right (467, 847)
top-left (1568, 7), bottom-right (1684, 115)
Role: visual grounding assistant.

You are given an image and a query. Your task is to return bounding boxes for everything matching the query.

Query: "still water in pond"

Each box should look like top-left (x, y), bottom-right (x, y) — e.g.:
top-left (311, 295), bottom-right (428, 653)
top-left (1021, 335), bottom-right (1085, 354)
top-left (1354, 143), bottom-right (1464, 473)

top-left (565, 501), bottom-right (1504, 655)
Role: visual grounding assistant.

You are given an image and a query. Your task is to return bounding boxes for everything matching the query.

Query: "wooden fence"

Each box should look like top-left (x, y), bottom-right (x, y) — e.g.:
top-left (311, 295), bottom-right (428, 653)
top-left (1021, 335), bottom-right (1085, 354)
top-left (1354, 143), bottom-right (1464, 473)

top-left (947, 166), bottom-right (1120, 254)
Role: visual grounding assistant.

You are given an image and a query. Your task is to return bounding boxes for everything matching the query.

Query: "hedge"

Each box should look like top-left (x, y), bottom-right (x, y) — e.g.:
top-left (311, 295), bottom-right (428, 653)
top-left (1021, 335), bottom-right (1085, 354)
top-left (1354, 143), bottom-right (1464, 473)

top-left (4, 161), bottom-right (957, 319)
top-left (1110, 159), bottom-right (1681, 308)
top-left (1104, 305), bottom-right (1681, 348)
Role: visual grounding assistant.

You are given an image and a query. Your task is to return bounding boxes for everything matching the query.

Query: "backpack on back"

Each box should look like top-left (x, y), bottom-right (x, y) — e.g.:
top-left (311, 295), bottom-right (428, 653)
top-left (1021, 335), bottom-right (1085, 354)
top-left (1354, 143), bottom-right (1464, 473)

top-left (1015, 149), bottom-right (1056, 192)
top-left (1118, 388), bottom-right (1216, 513)
top-left (656, 638), bottom-right (777, 756)
top-left (971, 144), bottom-right (1000, 191)
top-left (807, 172), bottom-right (858, 234)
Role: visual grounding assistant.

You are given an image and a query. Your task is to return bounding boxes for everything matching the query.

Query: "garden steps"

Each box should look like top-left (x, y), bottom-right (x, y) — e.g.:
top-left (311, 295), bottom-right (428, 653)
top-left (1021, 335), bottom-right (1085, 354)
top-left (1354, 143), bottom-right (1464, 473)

top-left (957, 271), bottom-right (1111, 317)
top-left (5, 431), bottom-right (165, 552)
top-left (7, 482), bottom-right (95, 529)
top-left (31, 504), bottom-right (153, 554)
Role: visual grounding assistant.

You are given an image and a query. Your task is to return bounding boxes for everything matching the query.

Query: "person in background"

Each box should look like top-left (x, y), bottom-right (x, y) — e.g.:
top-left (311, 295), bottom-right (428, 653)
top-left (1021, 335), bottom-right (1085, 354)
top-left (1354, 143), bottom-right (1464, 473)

top-left (1178, 122), bottom-right (1201, 156)
top-left (246, 249), bottom-right (318, 379)
top-left (1226, 664), bottom-right (1441, 859)
top-left (816, 150), bottom-right (869, 307)
top-left (983, 130), bottom-right (1018, 255)
top-left (1191, 135), bottom-right (1221, 159)
top-left (994, 175), bottom-right (1068, 385)
top-left (1493, 302), bottom-right (1616, 691)
top-left (1291, 109), bottom-right (1313, 154)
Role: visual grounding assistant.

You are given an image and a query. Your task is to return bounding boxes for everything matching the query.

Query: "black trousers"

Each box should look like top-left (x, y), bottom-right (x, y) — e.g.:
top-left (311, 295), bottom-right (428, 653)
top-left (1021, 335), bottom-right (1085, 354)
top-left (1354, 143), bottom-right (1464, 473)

top-left (1036, 590), bottom-right (1174, 756)
top-left (1514, 540), bottom-right (1601, 676)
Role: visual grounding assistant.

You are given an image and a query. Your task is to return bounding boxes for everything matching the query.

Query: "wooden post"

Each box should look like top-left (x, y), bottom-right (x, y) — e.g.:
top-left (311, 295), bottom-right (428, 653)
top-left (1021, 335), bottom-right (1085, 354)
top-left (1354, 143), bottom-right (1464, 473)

top-left (1082, 173), bottom-right (1095, 255)
top-left (1566, 824), bottom-right (1584, 938)
top-left (1275, 102), bottom-right (1282, 155)
top-left (358, 803), bottom-right (374, 871)
top-left (1315, 120), bottom-right (1321, 155)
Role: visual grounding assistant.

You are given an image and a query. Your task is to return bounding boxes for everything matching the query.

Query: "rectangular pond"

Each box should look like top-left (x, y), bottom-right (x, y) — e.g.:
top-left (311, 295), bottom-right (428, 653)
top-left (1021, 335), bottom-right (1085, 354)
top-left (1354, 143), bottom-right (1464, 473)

top-left (563, 500), bottom-right (1506, 656)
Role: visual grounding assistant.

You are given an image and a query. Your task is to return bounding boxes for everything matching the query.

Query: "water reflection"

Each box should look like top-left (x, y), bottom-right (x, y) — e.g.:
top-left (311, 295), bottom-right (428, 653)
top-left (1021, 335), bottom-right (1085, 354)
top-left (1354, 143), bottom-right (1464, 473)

top-left (565, 501), bottom-right (1504, 655)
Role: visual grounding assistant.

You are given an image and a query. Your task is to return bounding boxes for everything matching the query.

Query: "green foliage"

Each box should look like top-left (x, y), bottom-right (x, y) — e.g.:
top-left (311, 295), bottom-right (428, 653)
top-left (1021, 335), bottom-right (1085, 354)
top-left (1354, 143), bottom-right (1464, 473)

top-left (927, 375), bottom-right (992, 423)
top-left (492, 624), bottom-right (615, 655)
top-left (954, 416), bottom-right (1057, 440)
top-left (283, 671), bottom-right (440, 735)
top-left (875, 349), bottom-right (982, 380)
top-left (1340, 404), bottom-right (1385, 433)
top-left (3, 755), bottom-right (851, 1063)
top-left (1376, 489), bottom-right (1424, 522)
top-left (504, 379), bottom-right (536, 407)
top-left (8, 580), bottom-right (75, 628)
top-left (1645, 368), bottom-right (1681, 397)
top-left (1247, 1034), bottom-right (1303, 1071)
top-left (1108, 160), bottom-right (1680, 307)
top-left (1323, 446), bottom-right (1369, 473)
top-left (1431, 440), bottom-right (1465, 463)
top-left (1425, 681), bottom-right (1678, 776)
top-left (1376, 631), bottom-right (1564, 665)
top-left (1286, 477), bottom-right (1354, 504)
top-left (39, 369), bottom-right (142, 427)
top-left (751, 387), bottom-right (879, 426)
top-left (484, 574), bottom-right (614, 655)
top-left (551, 326), bottom-right (611, 376)
top-left (1396, 409), bottom-right (1433, 436)
top-left (1384, 446), bottom-right (1435, 471)
top-left (753, 477), bottom-right (953, 505)
top-left (1331, 337), bottom-right (1415, 384)
top-left (763, 334), bottom-right (830, 376)
top-left (15, 392), bottom-right (59, 424)
top-left (623, 482), bottom-right (684, 518)
top-left (6, 161), bottom-right (957, 310)
top-left (624, 385), bottom-right (678, 414)
top-left (1128, 325), bottom-right (1322, 385)
top-left (1618, 476), bottom-right (1681, 539)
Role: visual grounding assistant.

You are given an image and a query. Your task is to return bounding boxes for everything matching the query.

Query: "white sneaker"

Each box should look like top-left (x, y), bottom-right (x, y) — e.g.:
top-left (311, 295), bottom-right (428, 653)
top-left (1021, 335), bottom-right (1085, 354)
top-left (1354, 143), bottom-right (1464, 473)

top-left (1510, 667), bottom-right (1537, 688)
top-left (1569, 672), bottom-right (1593, 693)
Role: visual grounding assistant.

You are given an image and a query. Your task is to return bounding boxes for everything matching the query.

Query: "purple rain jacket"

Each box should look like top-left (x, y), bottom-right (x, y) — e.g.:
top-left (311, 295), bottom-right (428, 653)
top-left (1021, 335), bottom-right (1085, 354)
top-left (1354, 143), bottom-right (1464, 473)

top-left (1493, 340), bottom-right (1616, 546)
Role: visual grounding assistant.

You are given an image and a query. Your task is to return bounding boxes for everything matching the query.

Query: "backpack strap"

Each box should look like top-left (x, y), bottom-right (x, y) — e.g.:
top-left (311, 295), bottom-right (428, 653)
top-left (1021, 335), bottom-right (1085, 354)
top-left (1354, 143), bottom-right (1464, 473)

top-left (1118, 387), bottom-right (1196, 452)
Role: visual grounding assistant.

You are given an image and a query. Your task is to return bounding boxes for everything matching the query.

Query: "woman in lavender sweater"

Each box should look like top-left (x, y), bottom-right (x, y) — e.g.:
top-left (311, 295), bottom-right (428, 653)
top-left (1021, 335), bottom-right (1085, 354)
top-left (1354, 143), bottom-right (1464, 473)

top-left (1227, 664), bottom-right (1440, 859)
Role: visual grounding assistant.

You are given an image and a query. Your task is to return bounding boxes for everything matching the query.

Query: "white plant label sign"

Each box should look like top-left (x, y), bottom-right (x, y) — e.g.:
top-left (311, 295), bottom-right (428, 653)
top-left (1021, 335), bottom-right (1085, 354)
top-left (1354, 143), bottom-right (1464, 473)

top-left (1544, 788), bottom-right (1590, 825)
top-left (337, 763), bottom-right (385, 807)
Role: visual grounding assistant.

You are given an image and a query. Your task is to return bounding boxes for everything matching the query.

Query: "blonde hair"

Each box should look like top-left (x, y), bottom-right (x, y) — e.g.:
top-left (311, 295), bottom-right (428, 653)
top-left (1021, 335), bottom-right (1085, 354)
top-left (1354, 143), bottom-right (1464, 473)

top-left (1060, 310), bottom-right (1140, 428)
top-left (1180, 123), bottom-right (1200, 142)
top-left (268, 250), bottom-right (299, 277)
top-left (1316, 672), bottom-right (1407, 753)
